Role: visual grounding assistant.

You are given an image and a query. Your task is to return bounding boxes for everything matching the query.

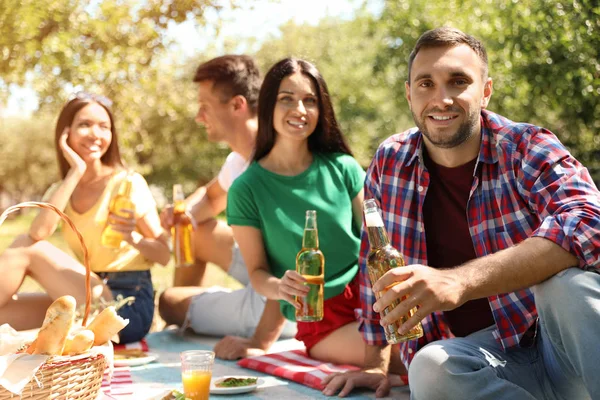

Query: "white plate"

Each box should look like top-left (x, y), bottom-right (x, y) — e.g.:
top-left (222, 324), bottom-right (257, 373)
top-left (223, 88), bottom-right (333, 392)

top-left (113, 352), bottom-right (158, 367)
top-left (210, 376), bottom-right (264, 395)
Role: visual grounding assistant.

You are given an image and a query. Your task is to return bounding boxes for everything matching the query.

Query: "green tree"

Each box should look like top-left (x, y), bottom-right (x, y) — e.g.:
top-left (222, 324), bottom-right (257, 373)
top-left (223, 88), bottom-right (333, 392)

top-left (0, 115), bottom-right (57, 202)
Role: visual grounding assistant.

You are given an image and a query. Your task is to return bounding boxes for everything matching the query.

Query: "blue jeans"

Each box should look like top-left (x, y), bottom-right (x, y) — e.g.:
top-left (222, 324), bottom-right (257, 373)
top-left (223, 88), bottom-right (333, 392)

top-left (408, 268), bottom-right (600, 400)
top-left (99, 270), bottom-right (154, 344)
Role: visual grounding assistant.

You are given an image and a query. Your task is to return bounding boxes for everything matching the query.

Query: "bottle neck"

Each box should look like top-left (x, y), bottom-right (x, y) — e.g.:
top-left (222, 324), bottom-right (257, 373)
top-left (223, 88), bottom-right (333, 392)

top-left (173, 185), bottom-right (186, 213)
top-left (366, 225), bottom-right (390, 249)
top-left (173, 184), bottom-right (185, 200)
top-left (302, 211), bottom-right (319, 249)
top-left (302, 228), bottom-right (319, 249)
top-left (118, 180), bottom-right (133, 197)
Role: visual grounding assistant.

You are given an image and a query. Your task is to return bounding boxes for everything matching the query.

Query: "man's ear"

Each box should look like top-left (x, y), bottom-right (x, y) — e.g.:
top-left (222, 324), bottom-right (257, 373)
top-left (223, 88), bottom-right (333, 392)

top-left (405, 81), bottom-right (412, 110)
top-left (230, 95), bottom-right (248, 113)
top-left (481, 77), bottom-right (493, 109)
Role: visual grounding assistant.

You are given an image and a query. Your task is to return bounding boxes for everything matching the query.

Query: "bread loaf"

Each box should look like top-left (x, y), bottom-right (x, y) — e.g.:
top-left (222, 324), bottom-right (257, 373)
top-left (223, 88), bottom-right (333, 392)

top-left (34, 295), bottom-right (76, 355)
top-left (86, 306), bottom-right (129, 345)
top-left (62, 329), bottom-right (95, 355)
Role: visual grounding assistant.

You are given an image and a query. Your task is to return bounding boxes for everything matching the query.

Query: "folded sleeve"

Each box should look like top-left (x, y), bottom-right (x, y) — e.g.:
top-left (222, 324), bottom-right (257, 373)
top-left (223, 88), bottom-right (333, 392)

top-left (518, 128), bottom-right (600, 270)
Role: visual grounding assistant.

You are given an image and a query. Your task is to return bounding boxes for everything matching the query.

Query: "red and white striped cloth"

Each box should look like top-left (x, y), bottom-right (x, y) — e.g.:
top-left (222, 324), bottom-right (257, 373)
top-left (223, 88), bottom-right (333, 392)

top-left (101, 340), bottom-right (148, 398)
top-left (237, 349), bottom-right (359, 390)
top-left (238, 349), bottom-right (409, 390)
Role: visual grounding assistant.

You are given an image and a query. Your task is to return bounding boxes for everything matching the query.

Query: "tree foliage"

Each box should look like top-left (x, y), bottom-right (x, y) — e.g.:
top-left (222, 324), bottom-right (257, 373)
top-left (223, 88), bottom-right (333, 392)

top-left (0, 0), bottom-right (231, 100)
top-left (1, 0), bottom-right (598, 203)
top-left (0, 115), bottom-right (56, 202)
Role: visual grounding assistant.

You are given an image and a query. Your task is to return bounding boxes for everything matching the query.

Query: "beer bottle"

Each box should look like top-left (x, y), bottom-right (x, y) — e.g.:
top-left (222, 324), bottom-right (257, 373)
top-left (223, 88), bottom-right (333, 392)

top-left (101, 171), bottom-right (136, 248)
top-left (172, 184), bottom-right (195, 267)
top-left (295, 210), bottom-right (324, 322)
top-left (363, 198), bottom-right (423, 343)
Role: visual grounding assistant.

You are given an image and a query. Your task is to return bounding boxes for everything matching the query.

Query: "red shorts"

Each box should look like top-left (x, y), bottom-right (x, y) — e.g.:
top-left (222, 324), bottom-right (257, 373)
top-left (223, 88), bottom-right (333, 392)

top-left (295, 275), bottom-right (360, 351)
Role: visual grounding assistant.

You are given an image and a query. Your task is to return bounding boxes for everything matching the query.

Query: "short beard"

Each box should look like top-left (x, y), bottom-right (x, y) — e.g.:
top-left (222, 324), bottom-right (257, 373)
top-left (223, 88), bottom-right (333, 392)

top-left (412, 109), bottom-right (479, 149)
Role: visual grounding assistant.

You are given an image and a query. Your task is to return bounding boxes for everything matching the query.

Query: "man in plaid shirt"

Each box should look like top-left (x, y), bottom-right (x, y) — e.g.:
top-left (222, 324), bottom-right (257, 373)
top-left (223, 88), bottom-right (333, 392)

top-left (322, 27), bottom-right (600, 399)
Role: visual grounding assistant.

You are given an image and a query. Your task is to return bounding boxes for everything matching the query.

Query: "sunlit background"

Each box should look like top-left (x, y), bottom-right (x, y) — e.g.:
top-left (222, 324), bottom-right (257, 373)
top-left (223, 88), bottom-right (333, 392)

top-left (1, 0), bottom-right (598, 209)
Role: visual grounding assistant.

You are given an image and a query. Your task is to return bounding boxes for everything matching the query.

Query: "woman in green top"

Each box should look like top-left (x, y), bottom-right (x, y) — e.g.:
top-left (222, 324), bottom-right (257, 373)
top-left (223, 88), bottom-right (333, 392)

top-left (227, 58), bottom-right (367, 367)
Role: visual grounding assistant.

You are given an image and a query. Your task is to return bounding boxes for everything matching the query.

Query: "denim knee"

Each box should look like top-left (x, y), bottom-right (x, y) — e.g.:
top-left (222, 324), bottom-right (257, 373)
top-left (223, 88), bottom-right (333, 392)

top-left (533, 267), bottom-right (600, 329)
top-left (102, 270), bottom-right (155, 344)
top-left (409, 343), bottom-right (455, 400)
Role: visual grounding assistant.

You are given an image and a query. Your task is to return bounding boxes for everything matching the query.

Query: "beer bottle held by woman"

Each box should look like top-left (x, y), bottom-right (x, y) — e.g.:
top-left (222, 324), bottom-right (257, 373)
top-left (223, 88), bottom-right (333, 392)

top-left (101, 171), bottom-right (136, 248)
top-left (364, 198), bottom-right (423, 343)
top-left (295, 210), bottom-right (324, 322)
top-left (172, 184), bottom-right (195, 267)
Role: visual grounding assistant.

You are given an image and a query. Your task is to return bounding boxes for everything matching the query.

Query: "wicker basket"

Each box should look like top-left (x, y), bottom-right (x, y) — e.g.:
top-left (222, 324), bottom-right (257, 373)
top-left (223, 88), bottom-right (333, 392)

top-left (0, 202), bottom-right (108, 400)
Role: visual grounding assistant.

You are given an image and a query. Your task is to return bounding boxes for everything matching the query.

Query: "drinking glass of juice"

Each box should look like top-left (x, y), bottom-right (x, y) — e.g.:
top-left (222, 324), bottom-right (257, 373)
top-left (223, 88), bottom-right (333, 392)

top-left (181, 350), bottom-right (215, 400)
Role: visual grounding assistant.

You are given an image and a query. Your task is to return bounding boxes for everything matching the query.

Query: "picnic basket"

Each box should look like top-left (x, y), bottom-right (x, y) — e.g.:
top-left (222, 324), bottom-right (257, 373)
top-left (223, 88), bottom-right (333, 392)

top-left (0, 202), bottom-right (108, 400)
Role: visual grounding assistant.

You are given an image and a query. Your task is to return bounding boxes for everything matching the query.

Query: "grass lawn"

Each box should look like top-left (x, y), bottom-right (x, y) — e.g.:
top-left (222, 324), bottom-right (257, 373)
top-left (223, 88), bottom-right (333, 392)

top-left (0, 210), bottom-right (242, 331)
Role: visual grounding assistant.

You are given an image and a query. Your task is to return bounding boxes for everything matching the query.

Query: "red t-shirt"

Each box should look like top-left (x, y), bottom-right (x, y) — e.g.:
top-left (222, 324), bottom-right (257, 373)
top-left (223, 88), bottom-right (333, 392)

top-left (423, 150), bottom-right (495, 337)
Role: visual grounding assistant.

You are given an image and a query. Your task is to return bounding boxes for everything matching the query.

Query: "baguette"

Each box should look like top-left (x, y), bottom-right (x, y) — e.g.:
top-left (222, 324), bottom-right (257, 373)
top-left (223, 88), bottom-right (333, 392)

top-left (86, 306), bottom-right (129, 345)
top-left (62, 329), bottom-right (95, 355)
top-left (34, 295), bottom-right (76, 355)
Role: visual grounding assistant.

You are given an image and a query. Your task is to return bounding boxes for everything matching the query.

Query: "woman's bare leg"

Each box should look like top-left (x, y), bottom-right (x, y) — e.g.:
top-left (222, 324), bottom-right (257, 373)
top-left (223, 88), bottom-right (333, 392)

top-left (0, 293), bottom-right (53, 330)
top-left (0, 234), bottom-right (111, 308)
top-left (309, 322), bottom-right (408, 383)
top-left (309, 322), bottom-right (366, 367)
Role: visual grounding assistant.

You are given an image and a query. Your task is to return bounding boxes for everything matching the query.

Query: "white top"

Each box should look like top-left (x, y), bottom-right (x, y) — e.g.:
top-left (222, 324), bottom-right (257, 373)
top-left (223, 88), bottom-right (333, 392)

top-left (217, 152), bottom-right (249, 191)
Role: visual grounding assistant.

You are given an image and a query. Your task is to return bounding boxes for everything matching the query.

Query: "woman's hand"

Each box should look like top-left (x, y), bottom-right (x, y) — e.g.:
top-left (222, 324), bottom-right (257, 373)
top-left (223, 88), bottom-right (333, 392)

top-left (106, 208), bottom-right (138, 245)
top-left (278, 270), bottom-right (310, 309)
top-left (59, 128), bottom-right (87, 176)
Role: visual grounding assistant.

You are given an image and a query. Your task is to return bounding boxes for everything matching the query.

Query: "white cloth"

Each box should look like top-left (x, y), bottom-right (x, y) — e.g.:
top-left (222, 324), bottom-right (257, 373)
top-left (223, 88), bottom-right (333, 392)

top-left (184, 245), bottom-right (296, 338)
top-left (217, 152), bottom-right (249, 192)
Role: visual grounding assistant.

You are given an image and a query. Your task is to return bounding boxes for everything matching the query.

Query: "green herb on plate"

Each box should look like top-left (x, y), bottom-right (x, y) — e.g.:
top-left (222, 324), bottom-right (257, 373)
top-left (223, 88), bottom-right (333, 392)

top-left (216, 377), bottom-right (258, 388)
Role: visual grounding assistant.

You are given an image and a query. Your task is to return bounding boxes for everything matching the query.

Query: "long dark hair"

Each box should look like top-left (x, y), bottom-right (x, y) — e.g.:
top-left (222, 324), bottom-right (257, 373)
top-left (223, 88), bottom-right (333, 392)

top-left (54, 93), bottom-right (124, 178)
top-left (254, 58), bottom-right (353, 161)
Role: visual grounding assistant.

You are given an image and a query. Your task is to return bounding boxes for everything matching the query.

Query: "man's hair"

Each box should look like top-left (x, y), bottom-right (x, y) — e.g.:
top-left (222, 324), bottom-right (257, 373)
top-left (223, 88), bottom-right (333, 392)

top-left (193, 55), bottom-right (261, 115)
top-left (408, 27), bottom-right (488, 82)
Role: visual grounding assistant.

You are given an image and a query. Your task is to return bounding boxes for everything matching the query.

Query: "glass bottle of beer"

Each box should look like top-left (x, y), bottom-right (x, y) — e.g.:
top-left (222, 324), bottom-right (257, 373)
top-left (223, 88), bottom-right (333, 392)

top-left (295, 210), bottom-right (324, 322)
top-left (172, 184), bottom-right (195, 267)
top-left (363, 198), bottom-right (423, 343)
top-left (101, 171), bottom-right (136, 248)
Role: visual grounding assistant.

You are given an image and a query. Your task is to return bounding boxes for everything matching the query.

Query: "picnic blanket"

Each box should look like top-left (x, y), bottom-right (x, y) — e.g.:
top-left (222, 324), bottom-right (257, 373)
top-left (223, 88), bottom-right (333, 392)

top-left (238, 349), bottom-right (409, 390)
top-left (99, 330), bottom-right (410, 399)
top-left (101, 340), bottom-right (148, 398)
top-left (238, 349), bottom-right (360, 390)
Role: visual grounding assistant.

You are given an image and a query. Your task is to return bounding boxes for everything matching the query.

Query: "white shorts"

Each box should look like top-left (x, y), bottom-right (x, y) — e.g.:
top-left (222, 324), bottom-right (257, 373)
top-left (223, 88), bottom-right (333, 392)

top-left (184, 243), bottom-right (296, 338)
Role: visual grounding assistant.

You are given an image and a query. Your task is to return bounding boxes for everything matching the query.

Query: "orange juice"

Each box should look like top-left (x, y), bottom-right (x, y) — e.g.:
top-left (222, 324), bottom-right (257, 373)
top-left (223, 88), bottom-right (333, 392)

top-left (182, 370), bottom-right (211, 400)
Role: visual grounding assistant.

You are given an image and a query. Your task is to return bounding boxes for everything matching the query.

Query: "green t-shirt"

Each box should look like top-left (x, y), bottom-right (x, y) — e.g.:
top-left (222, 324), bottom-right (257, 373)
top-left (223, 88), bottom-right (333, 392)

top-left (227, 152), bottom-right (366, 321)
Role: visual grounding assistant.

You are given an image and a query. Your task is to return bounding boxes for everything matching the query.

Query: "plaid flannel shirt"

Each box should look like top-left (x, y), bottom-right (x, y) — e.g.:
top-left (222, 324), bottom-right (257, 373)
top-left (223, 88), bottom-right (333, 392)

top-left (358, 110), bottom-right (600, 366)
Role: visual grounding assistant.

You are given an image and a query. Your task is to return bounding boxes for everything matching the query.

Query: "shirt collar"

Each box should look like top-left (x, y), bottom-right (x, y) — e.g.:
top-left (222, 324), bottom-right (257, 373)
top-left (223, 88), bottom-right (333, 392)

top-left (478, 109), bottom-right (499, 165)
